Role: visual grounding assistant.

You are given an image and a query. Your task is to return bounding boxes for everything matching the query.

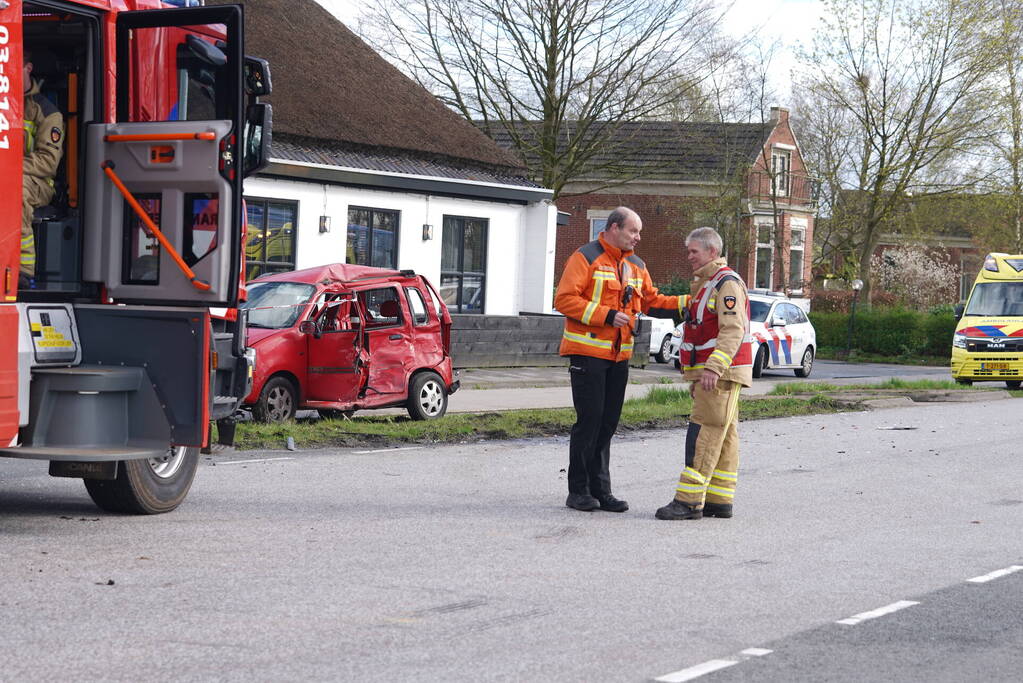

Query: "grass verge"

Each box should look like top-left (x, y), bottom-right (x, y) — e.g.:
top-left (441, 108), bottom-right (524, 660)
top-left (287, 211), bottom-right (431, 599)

top-left (768, 378), bottom-right (983, 396)
top-left (234, 386), bottom-right (852, 451)
top-left (816, 347), bottom-right (948, 366)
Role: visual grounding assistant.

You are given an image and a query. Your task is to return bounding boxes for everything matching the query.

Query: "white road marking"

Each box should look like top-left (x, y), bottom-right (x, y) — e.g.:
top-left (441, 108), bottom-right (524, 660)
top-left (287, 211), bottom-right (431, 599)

top-left (217, 457), bottom-right (294, 466)
top-left (967, 565), bottom-right (1023, 583)
top-left (740, 648), bottom-right (773, 657)
top-left (655, 659), bottom-right (738, 682)
top-left (836, 600), bottom-right (919, 625)
top-left (353, 446), bottom-right (423, 454)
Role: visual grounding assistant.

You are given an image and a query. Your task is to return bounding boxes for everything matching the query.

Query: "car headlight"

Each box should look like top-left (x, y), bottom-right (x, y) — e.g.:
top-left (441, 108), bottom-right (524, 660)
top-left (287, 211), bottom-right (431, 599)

top-left (952, 333), bottom-right (967, 349)
top-left (672, 328), bottom-right (683, 337)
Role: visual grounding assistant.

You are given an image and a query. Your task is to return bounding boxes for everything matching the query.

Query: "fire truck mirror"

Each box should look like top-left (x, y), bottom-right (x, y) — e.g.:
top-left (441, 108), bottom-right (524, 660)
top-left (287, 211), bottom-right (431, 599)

top-left (244, 56), bottom-right (272, 97)
top-left (243, 103), bottom-right (273, 177)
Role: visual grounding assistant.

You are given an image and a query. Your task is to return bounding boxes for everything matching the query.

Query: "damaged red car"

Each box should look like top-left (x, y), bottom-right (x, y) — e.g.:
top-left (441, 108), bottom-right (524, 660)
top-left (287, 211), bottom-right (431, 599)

top-left (239, 264), bottom-right (459, 422)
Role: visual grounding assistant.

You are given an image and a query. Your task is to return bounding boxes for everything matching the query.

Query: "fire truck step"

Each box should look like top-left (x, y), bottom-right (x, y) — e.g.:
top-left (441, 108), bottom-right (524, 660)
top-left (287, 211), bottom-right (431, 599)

top-left (0, 445), bottom-right (167, 462)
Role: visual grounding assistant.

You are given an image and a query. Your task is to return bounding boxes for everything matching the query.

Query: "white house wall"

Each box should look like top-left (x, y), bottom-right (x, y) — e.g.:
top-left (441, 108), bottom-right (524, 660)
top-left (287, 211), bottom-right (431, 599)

top-left (243, 176), bottom-right (555, 315)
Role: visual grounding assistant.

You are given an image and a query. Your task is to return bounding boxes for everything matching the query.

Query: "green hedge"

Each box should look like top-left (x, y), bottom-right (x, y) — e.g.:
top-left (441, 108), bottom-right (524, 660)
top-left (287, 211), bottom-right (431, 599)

top-left (808, 307), bottom-right (956, 357)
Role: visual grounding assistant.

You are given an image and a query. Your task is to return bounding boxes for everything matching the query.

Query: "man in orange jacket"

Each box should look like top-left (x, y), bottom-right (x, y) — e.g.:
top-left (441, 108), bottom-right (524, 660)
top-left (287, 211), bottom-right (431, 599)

top-left (554, 206), bottom-right (685, 512)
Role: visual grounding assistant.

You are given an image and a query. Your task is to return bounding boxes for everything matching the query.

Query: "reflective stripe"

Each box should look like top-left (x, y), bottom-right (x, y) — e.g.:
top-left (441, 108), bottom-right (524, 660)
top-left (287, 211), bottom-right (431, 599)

top-left (21, 235), bottom-right (36, 267)
top-left (682, 466), bottom-right (707, 484)
top-left (675, 482), bottom-right (706, 493)
top-left (25, 120), bottom-right (38, 154)
top-left (682, 363), bottom-right (706, 371)
top-left (562, 330), bottom-right (612, 349)
top-left (712, 469), bottom-right (737, 481)
top-left (581, 274), bottom-right (609, 325)
top-left (707, 484), bottom-right (735, 498)
top-left (622, 342), bottom-right (634, 351)
top-left (709, 349), bottom-right (732, 365)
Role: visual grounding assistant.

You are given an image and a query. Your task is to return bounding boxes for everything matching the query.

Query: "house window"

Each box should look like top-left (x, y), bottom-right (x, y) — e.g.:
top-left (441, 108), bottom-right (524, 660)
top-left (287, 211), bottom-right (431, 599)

top-left (755, 222), bottom-right (774, 289)
top-left (960, 254), bottom-right (981, 301)
top-left (590, 218), bottom-right (607, 240)
top-left (245, 198), bottom-right (297, 280)
top-left (441, 215), bottom-right (488, 313)
top-left (789, 227), bottom-right (805, 290)
top-left (347, 207), bottom-right (399, 268)
top-left (771, 151), bottom-right (790, 196)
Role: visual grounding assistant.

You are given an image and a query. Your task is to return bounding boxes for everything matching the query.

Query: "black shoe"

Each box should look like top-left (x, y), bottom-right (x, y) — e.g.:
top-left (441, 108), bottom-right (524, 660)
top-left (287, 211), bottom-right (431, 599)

top-left (703, 502), bottom-right (733, 518)
top-left (566, 493), bottom-right (600, 511)
top-left (596, 494), bottom-right (629, 513)
top-left (655, 499), bottom-right (703, 520)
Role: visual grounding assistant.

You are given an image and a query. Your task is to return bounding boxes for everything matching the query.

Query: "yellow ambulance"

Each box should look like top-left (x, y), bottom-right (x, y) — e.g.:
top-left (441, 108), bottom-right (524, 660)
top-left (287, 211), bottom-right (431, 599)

top-left (952, 253), bottom-right (1023, 388)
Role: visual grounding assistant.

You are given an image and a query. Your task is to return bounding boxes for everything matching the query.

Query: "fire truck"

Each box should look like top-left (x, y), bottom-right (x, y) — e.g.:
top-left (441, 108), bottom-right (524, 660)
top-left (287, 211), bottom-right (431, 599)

top-left (0, 0), bottom-right (272, 513)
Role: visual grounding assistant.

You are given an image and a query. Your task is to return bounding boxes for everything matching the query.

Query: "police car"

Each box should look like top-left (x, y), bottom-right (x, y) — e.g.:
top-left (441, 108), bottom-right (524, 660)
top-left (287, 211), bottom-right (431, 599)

top-left (670, 290), bottom-right (816, 378)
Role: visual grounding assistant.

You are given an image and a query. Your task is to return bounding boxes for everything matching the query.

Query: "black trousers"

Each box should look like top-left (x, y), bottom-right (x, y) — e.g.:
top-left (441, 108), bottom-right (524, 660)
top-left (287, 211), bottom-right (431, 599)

top-left (567, 354), bottom-right (630, 497)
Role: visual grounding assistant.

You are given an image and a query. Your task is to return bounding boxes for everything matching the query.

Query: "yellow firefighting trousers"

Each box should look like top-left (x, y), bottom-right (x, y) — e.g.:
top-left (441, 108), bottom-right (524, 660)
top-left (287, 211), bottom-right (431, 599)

top-left (674, 379), bottom-right (741, 508)
top-left (21, 175), bottom-right (53, 277)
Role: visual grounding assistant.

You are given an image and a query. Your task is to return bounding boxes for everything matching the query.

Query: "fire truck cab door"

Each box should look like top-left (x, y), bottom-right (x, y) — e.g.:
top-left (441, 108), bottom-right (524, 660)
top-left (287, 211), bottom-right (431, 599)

top-left (83, 5), bottom-right (245, 307)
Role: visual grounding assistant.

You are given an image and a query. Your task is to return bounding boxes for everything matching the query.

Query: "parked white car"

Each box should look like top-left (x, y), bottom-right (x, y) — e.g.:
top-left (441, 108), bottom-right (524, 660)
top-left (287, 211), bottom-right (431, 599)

top-left (644, 315), bottom-right (679, 363)
top-left (669, 291), bottom-right (816, 378)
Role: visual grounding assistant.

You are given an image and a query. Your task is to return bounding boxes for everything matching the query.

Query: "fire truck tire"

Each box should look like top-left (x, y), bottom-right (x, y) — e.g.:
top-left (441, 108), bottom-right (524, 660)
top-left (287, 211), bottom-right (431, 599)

top-left (83, 446), bottom-right (199, 515)
top-left (407, 372), bottom-right (448, 420)
top-left (794, 347), bottom-right (814, 378)
top-left (752, 345), bottom-right (767, 379)
top-left (252, 376), bottom-right (297, 422)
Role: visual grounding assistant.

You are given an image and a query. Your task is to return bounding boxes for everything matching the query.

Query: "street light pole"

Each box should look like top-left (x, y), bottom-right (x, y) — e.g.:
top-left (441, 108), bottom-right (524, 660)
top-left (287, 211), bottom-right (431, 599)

top-left (845, 279), bottom-right (864, 358)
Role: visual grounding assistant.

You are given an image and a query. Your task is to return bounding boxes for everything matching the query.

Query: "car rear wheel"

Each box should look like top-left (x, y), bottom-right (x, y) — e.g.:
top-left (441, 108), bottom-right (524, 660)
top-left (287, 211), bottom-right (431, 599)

top-left (407, 372), bottom-right (448, 420)
top-left (84, 446), bottom-right (199, 514)
top-left (654, 335), bottom-right (673, 364)
top-left (1006, 380), bottom-right (1022, 389)
top-left (252, 376), bottom-right (297, 422)
top-left (752, 345), bottom-right (767, 379)
top-left (794, 347), bottom-right (814, 377)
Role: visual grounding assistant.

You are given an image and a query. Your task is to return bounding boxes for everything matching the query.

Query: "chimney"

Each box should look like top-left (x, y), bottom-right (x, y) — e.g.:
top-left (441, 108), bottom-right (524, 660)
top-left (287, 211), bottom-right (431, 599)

top-left (770, 106), bottom-right (789, 125)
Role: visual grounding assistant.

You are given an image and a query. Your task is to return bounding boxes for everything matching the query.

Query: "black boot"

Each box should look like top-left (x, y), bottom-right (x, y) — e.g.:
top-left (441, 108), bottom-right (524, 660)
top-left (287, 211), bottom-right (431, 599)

top-left (703, 502), bottom-right (733, 518)
top-left (566, 493), bottom-right (600, 511)
top-left (596, 494), bottom-right (628, 512)
top-left (655, 499), bottom-right (702, 520)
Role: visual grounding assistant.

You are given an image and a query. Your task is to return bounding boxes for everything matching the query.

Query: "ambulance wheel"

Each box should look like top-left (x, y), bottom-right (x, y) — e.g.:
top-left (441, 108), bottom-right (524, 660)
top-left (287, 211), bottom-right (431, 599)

top-left (955, 378), bottom-right (972, 386)
top-left (654, 335), bottom-right (673, 363)
top-left (794, 347), bottom-right (814, 377)
top-left (84, 446), bottom-right (199, 515)
top-left (252, 376), bottom-right (297, 423)
top-left (407, 372), bottom-right (448, 420)
top-left (752, 345), bottom-right (767, 379)
top-left (1006, 380), bottom-right (1022, 389)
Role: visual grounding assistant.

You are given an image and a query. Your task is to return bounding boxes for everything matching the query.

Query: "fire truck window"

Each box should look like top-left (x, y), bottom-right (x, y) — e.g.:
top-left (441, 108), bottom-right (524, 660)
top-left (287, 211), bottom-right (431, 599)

top-left (126, 27), bottom-right (232, 122)
top-left (406, 287), bottom-right (430, 326)
top-left (183, 193), bottom-right (219, 266)
top-left (358, 288), bottom-right (402, 329)
top-left (122, 195), bottom-right (162, 284)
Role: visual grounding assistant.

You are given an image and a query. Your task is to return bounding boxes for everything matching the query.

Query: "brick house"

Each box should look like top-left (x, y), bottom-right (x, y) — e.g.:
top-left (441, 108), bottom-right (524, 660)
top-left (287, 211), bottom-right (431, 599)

top-left (490, 108), bottom-right (818, 295)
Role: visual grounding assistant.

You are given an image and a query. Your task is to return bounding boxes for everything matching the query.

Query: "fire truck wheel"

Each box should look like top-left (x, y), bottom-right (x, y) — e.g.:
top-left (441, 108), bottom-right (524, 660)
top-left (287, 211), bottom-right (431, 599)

top-left (752, 345), bottom-right (767, 379)
top-left (252, 376), bottom-right (297, 422)
top-left (407, 372), bottom-right (448, 420)
top-left (83, 446), bottom-right (199, 515)
top-left (794, 347), bottom-right (814, 378)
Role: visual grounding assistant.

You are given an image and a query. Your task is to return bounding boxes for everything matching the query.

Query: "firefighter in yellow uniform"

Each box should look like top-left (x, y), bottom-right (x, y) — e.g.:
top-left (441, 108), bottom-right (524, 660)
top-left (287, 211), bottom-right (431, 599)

top-left (656, 227), bottom-right (753, 520)
top-left (21, 51), bottom-right (65, 286)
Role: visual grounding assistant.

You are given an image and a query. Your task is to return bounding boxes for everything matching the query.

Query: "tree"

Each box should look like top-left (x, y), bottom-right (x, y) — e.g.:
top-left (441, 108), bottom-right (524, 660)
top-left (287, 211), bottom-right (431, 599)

top-left (796, 0), bottom-right (997, 304)
top-left (361, 0), bottom-right (728, 198)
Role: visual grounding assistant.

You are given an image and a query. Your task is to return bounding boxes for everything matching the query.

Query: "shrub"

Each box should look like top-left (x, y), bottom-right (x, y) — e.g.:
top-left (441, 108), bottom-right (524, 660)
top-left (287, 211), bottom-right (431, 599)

top-left (808, 306), bottom-right (957, 358)
top-left (656, 276), bottom-right (690, 296)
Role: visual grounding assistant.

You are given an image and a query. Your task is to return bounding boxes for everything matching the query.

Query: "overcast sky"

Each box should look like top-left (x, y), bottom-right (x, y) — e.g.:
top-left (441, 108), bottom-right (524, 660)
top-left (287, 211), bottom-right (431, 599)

top-left (315, 0), bottom-right (825, 104)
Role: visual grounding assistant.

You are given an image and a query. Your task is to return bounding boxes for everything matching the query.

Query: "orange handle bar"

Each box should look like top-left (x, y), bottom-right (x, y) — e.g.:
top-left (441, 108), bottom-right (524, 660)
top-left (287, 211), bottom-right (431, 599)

top-left (104, 132), bottom-right (217, 142)
top-left (100, 160), bottom-right (211, 292)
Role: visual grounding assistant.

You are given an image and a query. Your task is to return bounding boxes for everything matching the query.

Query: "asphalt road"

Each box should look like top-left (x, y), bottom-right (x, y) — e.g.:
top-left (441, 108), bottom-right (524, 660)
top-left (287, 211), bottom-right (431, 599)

top-left (1, 398), bottom-right (1021, 681)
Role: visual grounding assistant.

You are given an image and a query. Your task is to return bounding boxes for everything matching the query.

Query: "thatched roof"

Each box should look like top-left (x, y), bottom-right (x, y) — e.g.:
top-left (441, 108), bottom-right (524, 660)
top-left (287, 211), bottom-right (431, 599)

top-left (208, 0), bottom-right (530, 181)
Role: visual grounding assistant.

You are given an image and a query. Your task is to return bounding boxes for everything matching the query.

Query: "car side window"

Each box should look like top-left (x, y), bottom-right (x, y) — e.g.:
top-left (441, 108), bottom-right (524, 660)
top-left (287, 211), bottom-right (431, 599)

top-left (771, 305), bottom-right (786, 325)
top-left (406, 287), bottom-right (430, 326)
top-left (359, 287), bottom-right (403, 328)
top-left (784, 303), bottom-right (806, 324)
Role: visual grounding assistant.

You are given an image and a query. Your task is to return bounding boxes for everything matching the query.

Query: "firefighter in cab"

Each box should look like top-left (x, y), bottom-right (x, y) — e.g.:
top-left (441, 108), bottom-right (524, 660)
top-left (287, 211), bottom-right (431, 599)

top-left (21, 49), bottom-right (65, 288)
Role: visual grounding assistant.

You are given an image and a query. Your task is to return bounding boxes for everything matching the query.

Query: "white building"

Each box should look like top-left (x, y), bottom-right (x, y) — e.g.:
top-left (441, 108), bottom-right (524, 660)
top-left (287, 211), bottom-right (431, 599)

top-left (231, 0), bottom-right (557, 314)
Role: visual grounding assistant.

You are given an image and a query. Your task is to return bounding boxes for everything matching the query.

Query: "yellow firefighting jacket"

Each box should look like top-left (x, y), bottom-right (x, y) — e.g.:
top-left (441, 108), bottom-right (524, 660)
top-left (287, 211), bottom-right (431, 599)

top-left (24, 79), bottom-right (64, 186)
top-left (681, 258), bottom-right (753, 387)
top-left (555, 233), bottom-right (685, 361)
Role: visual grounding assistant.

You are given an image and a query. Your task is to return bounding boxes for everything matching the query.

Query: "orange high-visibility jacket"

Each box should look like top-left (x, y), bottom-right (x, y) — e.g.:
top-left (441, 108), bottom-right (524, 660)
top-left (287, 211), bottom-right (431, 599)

top-left (555, 234), bottom-right (686, 361)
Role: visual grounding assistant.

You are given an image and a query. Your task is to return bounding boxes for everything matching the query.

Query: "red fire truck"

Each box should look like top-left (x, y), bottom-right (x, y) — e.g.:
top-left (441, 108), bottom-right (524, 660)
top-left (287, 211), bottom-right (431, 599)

top-left (0, 0), bottom-right (272, 513)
